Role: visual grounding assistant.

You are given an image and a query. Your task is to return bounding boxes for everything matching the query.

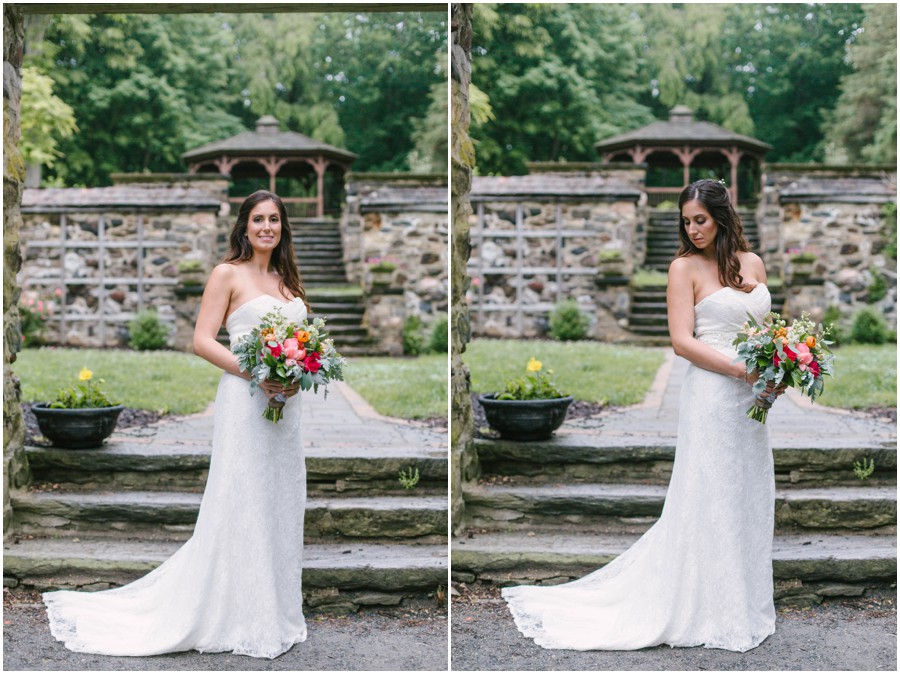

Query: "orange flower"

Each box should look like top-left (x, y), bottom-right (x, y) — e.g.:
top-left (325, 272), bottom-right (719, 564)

top-left (295, 330), bottom-right (310, 344)
top-left (774, 328), bottom-right (787, 339)
top-left (805, 336), bottom-right (816, 348)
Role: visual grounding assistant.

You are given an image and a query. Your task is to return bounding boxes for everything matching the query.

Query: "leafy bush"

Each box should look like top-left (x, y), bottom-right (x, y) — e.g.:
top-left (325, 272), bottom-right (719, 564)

top-left (19, 301), bottom-right (51, 347)
top-left (850, 307), bottom-right (889, 345)
top-left (429, 316), bottom-right (448, 354)
top-left (822, 305), bottom-right (846, 346)
top-left (866, 268), bottom-right (888, 303)
top-left (548, 300), bottom-right (590, 341)
top-left (128, 310), bottom-right (171, 350)
top-left (402, 315), bottom-right (427, 356)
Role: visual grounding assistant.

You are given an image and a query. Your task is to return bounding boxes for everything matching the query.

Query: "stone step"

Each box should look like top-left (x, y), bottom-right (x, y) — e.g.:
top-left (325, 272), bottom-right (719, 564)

top-left (450, 531), bottom-right (896, 602)
top-left (462, 483), bottom-right (896, 535)
top-left (627, 315), bottom-right (669, 327)
top-left (24, 442), bottom-right (448, 494)
top-left (308, 312), bottom-right (366, 326)
top-left (11, 491), bottom-right (448, 542)
top-left (4, 538), bottom-right (447, 609)
top-left (630, 302), bottom-right (669, 313)
top-left (628, 324), bottom-right (671, 335)
top-left (322, 325), bottom-right (370, 338)
top-left (310, 303), bottom-right (364, 314)
top-left (475, 438), bottom-right (897, 488)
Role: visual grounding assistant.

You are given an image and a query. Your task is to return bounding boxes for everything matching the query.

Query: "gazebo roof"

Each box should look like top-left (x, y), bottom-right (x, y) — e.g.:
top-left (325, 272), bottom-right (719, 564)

top-left (181, 116), bottom-right (357, 164)
top-left (595, 106), bottom-right (772, 155)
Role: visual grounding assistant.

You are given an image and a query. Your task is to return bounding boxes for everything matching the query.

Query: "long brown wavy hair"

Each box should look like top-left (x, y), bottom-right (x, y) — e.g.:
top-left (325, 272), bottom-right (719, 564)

top-left (223, 190), bottom-right (310, 312)
top-left (676, 179), bottom-right (753, 292)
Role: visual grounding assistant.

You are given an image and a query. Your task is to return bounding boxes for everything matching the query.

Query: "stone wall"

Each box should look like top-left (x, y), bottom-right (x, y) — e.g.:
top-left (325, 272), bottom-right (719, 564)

top-left (759, 165), bottom-right (897, 327)
top-left (4, 4), bottom-right (30, 535)
top-left (467, 166), bottom-right (645, 340)
top-left (450, 3), bottom-right (475, 535)
top-left (343, 173), bottom-right (448, 355)
top-left (19, 176), bottom-right (227, 350)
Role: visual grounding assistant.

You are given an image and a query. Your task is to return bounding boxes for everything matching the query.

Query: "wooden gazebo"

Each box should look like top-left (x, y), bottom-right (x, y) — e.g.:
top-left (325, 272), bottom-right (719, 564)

top-left (182, 116), bottom-right (357, 217)
top-left (595, 106), bottom-right (771, 207)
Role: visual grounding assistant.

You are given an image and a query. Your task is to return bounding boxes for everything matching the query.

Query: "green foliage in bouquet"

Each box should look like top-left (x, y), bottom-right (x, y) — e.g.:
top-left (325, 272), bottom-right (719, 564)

top-left (50, 367), bottom-right (119, 409)
top-left (549, 300), bottom-right (590, 341)
top-left (128, 310), bottom-right (171, 350)
top-left (496, 358), bottom-right (567, 401)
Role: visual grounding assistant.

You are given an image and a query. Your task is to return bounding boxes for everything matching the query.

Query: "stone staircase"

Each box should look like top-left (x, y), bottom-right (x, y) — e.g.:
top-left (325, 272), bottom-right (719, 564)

top-left (452, 430), bottom-right (896, 606)
top-left (628, 209), bottom-right (781, 341)
top-left (5, 393), bottom-right (448, 613)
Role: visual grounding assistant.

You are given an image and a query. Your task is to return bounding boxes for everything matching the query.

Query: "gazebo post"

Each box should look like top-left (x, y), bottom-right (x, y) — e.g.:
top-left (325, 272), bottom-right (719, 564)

top-left (723, 146), bottom-right (742, 205)
top-left (312, 157), bottom-right (328, 218)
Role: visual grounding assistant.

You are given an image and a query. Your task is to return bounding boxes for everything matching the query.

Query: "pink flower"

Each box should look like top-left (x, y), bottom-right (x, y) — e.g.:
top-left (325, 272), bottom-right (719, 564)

top-left (809, 360), bottom-right (821, 378)
top-left (794, 343), bottom-right (814, 371)
top-left (285, 358), bottom-right (297, 368)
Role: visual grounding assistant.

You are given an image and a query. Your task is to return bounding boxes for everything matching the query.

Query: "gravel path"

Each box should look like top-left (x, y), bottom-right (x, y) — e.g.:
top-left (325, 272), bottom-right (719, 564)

top-left (4, 590), bottom-right (448, 671)
top-left (451, 584), bottom-right (897, 671)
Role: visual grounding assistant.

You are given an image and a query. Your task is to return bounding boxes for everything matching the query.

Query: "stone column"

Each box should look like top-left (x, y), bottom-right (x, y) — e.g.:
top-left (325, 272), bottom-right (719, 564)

top-left (450, 3), bottom-right (477, 535)
top-left (4, 4), bottom-right (31, 536)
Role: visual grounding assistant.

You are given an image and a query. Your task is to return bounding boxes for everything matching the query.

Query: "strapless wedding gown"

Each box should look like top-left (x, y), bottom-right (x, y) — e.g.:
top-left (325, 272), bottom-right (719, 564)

top-left (44, 294), bottom-right (308, 658)
top-left (503, 284), bottom-right (776, 652)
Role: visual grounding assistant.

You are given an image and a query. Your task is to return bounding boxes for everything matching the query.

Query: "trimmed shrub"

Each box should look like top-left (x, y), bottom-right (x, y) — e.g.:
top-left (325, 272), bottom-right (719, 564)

top-left (822, 305), bottom-right (846, 346)
top-left (402, 315), bottom-right (427, 356)
top-left (549, 300), bottom-right (590, 341)
top-left (866, 268), bottom-right (888, 303)
top-left (850, 307), bottom-right (889, 345)
top-left (429, 316), bottom-right (448, 354)
top-left (128, 310), bottom-right (171, 350)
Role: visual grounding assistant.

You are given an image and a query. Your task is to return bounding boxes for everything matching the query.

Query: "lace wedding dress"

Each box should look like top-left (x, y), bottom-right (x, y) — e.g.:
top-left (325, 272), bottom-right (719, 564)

top-left (503, 284), bottom-right (775, 652)
top-left (44, 294), bottom-right (308, 659)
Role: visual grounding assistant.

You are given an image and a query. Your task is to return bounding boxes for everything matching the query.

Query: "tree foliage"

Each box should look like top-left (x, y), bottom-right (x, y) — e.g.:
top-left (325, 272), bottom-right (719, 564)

top-left (25, 10), bottom-right (446, 186)
top-left (822, 3), bottom-right (897, 164)
top-left (19, 66), bottom-right (77, 168)
top-left (471, 3), bottom-right (884, 173)
top-left (471, 3), bottom-right (656, 175)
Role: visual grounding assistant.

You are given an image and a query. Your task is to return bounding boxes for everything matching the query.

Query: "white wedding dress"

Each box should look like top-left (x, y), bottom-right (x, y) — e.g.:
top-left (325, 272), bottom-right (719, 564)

top-left (503, 284), bottom-right (776, 652)
top-left (44, 294), bottom-right (309, 658)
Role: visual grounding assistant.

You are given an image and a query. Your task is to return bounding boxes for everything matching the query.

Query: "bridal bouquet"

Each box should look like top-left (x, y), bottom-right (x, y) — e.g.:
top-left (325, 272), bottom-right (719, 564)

top-left (232, 308), bottom-right (347, 422)
top-left (732, 311), bottom-right (835, 423)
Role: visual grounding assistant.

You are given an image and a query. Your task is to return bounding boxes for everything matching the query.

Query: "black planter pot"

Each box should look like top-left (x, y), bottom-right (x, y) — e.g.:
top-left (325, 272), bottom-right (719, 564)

top-left (478, 394), bottom-right (574, 441)
top-left (31, 403), bottom-right (125, 449)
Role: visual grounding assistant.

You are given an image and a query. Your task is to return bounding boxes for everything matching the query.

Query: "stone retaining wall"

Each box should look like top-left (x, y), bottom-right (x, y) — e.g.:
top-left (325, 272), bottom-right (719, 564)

top-left (759, 165), bottom-right (897, 327)
top-left (19, 176), bottom-right (227, 350)
top-left (467, 165), bottom-right (645, 340)
top-left (343, 173), bottom-right (448, 347)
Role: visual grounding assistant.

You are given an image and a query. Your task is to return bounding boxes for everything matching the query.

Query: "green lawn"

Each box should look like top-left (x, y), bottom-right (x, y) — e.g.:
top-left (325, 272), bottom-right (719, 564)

top-left (343, 354), bottom-right (447, 419)
top-left (816, 344), bottom-right (896, 409)
top-left (14, 348), bottom-right (449, 420)
top-left (14, 348), bottom-right (223, 415)
top-left (464, 339), bottom-right (666, 406)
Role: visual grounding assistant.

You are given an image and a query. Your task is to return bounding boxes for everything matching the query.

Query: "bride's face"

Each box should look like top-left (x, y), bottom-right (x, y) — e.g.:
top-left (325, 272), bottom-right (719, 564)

top-left (681, 199), bottom-right (717, 253)
top-left (246, 200), bottom-right (282, 253)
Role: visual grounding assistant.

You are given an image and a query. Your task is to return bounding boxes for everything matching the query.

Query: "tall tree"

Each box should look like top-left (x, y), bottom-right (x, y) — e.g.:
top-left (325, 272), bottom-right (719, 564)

top-left (636, 4), bottom-right (754, 135)
top-left (312, 12), bottom-right (447, 172)
top-left (821, 3), bottom-right (897, 164)
top-left (721, 3), bottom-right (865, 162)
top-left (471, 3), bottom-right (656, 175)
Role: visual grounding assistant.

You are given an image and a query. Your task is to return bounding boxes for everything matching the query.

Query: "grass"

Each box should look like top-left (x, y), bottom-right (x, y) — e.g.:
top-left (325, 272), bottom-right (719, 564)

top-left (14, 348), bottom-right (222, 415)
top-left (816, 344), bottom-right (896, 409)
top-left (343, 354), bottom-right (447, 419)
top-left (464, 339), bottom-right (666, 406)
top-left (15, 347), bottom-right (450, 420)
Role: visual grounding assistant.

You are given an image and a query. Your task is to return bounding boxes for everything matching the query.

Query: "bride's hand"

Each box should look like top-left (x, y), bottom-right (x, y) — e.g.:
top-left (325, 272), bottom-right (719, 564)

top-left (754, 378), bottom-right (788, 410)
top-left (259, 380), bottom-right (300, 400)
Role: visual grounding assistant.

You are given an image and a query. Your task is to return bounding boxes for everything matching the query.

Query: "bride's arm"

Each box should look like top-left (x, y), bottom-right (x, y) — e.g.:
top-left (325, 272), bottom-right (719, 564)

top-left (192, 264), bottom-right (249, 380)
top-left (666, 257), bottom-right (747, 380)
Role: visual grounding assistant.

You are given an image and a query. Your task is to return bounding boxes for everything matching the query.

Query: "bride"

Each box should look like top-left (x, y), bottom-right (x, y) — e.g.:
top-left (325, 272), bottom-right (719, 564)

top-left (43, 190), bottom-right (310, 658)
top-left (503, 179), bottom-right (787, 652)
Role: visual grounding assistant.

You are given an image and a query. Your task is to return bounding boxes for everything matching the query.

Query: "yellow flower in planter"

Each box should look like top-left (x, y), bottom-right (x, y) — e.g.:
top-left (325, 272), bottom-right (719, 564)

top-left (526, 357), bottom-right (542, 372)
top-left (79, 367), bottom-right (93, 381)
